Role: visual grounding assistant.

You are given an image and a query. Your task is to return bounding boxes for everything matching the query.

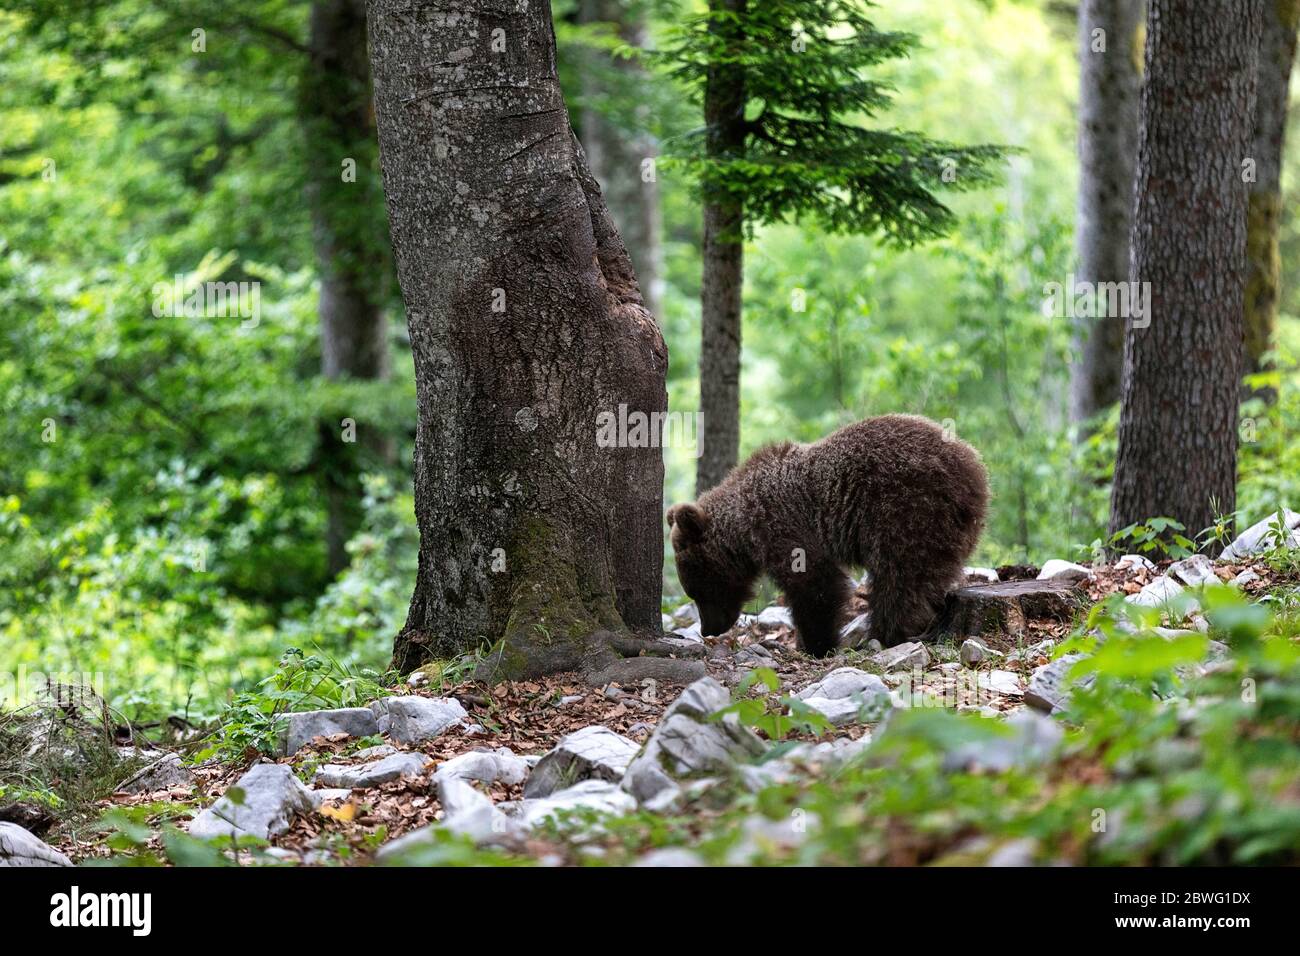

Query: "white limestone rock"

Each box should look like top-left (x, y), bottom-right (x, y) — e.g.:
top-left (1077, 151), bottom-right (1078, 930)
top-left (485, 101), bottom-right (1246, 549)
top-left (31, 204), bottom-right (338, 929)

top-left (189, 763), bottom-right (314, 841)
top-left (524, 727), bottom-right (638, 798)
top-left (1037, 559), bottom-right (1093, 583)
top-left (117, 752), bottom-right (195, 794)
top-left (313, 751), bottom-right (430, 789)
top-left (0, 822), bottom-right (72, 867)
top-left (1126, 575), bottom-right (1186, 609)
top-left (434, 747), bottom-right (532, 789)
top-left (1168, 554), bottom-right (1219, 587)
top-left (871, 641), bottom-right (930, 672)
top-left (278, 707), bottom-right (380, 756)
top-left (621, 677), bottom-right (764, 808)
top-left (754, 606), bottom-right (795, 630)
top-left (369, 696), bottom-right (468, 744)
top-left (1219, 509), bottom-right (1300, 561)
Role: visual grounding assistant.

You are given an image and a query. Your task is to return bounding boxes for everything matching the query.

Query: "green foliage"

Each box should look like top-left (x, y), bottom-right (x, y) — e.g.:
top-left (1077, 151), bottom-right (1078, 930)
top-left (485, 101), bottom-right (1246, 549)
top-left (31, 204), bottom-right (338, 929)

top-left (202, 643), bottom-right (391, 760)
top-left (1107, 517), bottom-right (1195, 559)
top-left (654, 0), bottom-right (1004, 237)
top-left (712, 667), bottom-right (835, 740)
top-left (538, 589), bottom-right (1300, 866)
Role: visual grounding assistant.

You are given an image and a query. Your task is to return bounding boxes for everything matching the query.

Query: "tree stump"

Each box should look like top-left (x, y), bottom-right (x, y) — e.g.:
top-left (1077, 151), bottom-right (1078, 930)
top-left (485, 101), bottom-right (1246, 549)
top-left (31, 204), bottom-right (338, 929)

top-left (923, 579), bottom-right (1082, 644)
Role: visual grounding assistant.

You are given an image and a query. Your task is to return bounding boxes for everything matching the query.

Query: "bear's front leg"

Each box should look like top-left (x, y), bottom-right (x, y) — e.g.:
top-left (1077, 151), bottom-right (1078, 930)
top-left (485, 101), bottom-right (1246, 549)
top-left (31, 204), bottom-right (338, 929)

top-left (775, 558), bottom-right (852, 658)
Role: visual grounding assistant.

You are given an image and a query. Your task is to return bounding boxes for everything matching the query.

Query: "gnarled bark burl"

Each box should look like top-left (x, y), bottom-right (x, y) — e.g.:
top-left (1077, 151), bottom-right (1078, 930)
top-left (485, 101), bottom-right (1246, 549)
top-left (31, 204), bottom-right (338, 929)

top-left (368, 0), bottom-right (694, 684)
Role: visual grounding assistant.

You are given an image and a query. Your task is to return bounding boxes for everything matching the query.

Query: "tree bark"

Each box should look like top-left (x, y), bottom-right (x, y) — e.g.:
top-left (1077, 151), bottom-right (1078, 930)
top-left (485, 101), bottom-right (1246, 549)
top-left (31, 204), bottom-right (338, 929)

top-left (1244, 0), bottom-right (1300, 394)
top-left (577, 0), bottom-right (664, 324)
top-left (1069, 0), bottom-right (1144, 428)
top-left (367, 0), bottom-right (669, 681)
top-left (1109, 0), bottom-right (1263, 545)
top-left (302, 0), bottom-right (392, 575)
top-left (695, 0), bottom-right (747, 496)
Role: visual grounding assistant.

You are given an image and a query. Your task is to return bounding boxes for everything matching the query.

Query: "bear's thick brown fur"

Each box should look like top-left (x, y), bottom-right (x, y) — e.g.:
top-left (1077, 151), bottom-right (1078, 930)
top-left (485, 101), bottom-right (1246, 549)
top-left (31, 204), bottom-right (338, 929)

top-left (668, 414), bottom-right (989, 656)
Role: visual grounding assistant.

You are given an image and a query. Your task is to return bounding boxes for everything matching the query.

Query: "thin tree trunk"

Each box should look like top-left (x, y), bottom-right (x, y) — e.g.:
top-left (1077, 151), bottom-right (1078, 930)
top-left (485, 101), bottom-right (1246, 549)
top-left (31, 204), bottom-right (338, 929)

top-left (1069, 0), bottom-right (1144, 428)
top-left (578, 0), bottom-right (663, 324)
top-left (1244, 0), bottom-right (1300, 395)
top-left (696, 0), bottom-right (747, 496)
top-left (302, 0), bottom-right (391, 575)
top-left (367, 0), bottom-right (670, 680)
top-left (1109, 0), bottom-right (1263, 545)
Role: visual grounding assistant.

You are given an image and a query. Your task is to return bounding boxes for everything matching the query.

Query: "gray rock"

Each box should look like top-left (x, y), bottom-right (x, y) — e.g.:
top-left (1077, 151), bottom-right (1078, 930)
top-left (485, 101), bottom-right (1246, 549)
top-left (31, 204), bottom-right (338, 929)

top-left (1037, 559), bottom-right (1093, 583)
top-left (986, 837), bottom-right (1039, 867)
top-left (621, 677), bottom-right (765, 807)
top-left (838, 612), bottom-right (871, 646)
top-left (369, 696), bottom-right (468, 744)
top-left (353, 743), bottom-right (398, 760)
top-left (375, 799), bottom-right (520, 861)
top-left (725, 812), bottom-right (818, 865)
top-left (941, 709), bottom-right (1063, 773)
top-left (794, 668), bottom-right (890, 727)
top-left (1168, 554), bottom-right (1218, 587)
top-left (1233, 569), bottom-right (1260, 587)
top-left (1024, 654), bottom-right (1092, 714)
top-left (1116, 553), bottom-right (1155, 571)
top-left (1020, 638), bottom-right (1057, 659)
top-left (518, 779), bottom-right (637, 829)
top-left (964, 566), bottom-right (999, 583)
top-left (1220, 508), bottom-right (1300, 561)
top-left (434, 747), bottom-right (532, 789)
top-left (633, 847), bottom-right (705, 867)
top-left (117, 752), bottom-right (195, 794)
top-left (754, 606), bottom-right (794, 630)
top-left (374, 825), bottom-right (437, 862)
top-left (800, 696), bottom-right (877, 727)
top-left (796, 667), bottom-right (888, 702)
top-left (735, 643), bottom-right (776, 668)
top-left (959, 639), bottom-right (988, 667)
top-left (313, 751), bottom-right (430, 789)
top-left (670, 621), bottom-right (703, 642)
top-left (525, 726), bottom-right (639, 798)
top-left (309, 788), bottom-right (352, 807)
top-left (189, 763), bottom-right (314, 841)
top-left (871, 641), bottom-right (930, 672)
top-left (980, 669), bottom-right (1023, 697)
top-left (278, 707), bottom-right (380, 756)
top-left (0, 822), bottom-right (72, 867)
top-left (789, 735), bottom-right (873, 767)
top-left (1126, 575), bottom-right (1185, 608)
top-left (670, 601), bottom-right (700, 628)
top-left (436, 777), bottom-right (522, 845)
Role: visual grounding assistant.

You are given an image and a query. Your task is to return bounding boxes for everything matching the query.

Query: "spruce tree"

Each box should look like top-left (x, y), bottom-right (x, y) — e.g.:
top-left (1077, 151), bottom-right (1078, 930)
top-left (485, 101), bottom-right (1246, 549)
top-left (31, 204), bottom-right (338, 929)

top-left (658, 0), bottom-right (1004, 491)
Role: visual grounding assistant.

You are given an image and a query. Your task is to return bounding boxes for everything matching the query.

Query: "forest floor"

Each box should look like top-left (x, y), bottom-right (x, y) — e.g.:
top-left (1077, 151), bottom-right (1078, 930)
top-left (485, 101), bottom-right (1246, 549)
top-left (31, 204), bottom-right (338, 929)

top-left (6, 547), bottom-right (1299, 868)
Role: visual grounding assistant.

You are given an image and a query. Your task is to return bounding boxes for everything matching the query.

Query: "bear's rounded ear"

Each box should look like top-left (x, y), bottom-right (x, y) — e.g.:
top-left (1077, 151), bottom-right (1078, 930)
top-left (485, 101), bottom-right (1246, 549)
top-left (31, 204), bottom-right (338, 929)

top-left (666, 503), bottom-right (709, 543)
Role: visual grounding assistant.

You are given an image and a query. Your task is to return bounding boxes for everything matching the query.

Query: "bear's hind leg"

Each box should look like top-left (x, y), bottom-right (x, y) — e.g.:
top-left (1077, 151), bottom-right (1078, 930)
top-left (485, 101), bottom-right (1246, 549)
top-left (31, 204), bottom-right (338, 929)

top-left (779, 559), bottom-right (852, 658)
top-left (866, 559), bottom-right (953, 648)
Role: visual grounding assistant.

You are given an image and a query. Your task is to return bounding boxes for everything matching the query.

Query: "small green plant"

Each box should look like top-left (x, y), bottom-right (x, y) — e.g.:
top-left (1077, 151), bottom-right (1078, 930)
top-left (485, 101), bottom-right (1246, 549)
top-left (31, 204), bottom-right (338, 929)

top-left (1108, 516), bottom-right (1195, 559)
top-left (712, 668), bottom-right (835, 742)
top-left (203, 647), bottom-right (391, 760)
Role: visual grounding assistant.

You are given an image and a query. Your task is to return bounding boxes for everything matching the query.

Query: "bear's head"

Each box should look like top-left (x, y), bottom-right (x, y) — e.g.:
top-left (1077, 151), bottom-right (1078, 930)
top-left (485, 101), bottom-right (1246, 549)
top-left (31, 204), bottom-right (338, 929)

top-left (666, 502), bottom-right (751, 637)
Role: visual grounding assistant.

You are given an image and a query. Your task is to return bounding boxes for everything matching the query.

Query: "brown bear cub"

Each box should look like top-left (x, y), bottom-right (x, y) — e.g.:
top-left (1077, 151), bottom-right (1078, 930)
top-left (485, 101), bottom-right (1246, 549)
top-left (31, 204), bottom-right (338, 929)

top-left (668, 414), bottom-right (989, 656)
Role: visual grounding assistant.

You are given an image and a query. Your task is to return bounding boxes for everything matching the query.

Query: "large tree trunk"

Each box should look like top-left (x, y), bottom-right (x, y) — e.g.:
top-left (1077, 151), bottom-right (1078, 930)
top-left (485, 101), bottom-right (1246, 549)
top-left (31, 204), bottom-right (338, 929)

top-left (1109, 0), bottom-right (1262, 545)
top-left (1069, 0), bottom-right (1144, 428)
top-left (695, 0), bottom-right (747, 496)
top-left (302, 0), bottom-right (391, 575)
top-left (367, 0), bottom-right (673, 682)
top-left (577, 0), bottom-right (664, 324)
top-left (1244, 0), bottom-right (1300, 394)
